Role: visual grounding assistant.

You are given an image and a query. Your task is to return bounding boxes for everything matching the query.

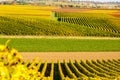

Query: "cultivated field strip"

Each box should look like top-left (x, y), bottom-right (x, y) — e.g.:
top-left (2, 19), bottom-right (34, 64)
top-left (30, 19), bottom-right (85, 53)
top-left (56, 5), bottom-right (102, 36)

top-left (20, 52), bottom-right (120, 62)
top-left (24, 59), bottom-right (120, 80)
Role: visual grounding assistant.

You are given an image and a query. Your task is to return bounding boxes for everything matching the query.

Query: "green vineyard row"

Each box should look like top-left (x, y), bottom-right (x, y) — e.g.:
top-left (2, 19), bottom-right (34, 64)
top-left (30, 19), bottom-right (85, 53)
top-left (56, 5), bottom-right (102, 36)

top-left (55, 12), bottom-right (120, 37)
top-left (0, 14), bottom-right (120, 37)
top-left (24, 59), bottom-right (120, 80)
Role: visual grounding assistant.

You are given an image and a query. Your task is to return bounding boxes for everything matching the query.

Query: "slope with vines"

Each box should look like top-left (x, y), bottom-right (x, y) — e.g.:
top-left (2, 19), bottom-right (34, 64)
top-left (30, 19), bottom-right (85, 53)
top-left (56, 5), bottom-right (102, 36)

top-left (55, 12), bottom-right (120, 37)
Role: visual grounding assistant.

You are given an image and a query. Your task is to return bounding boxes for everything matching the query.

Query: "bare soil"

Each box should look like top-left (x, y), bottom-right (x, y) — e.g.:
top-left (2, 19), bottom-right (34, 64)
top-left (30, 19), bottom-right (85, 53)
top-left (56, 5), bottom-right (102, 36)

top-left (52, 8), bottom-right (91, 12)
top-left (20, 52), bottom-right (120, 62)
top-left (110, 12), bottom-right (120, 18)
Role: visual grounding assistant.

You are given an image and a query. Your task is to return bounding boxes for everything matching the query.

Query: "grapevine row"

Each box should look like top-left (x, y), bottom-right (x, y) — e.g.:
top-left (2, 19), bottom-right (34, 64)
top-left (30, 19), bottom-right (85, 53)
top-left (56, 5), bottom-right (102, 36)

top-left (57, 17), bottom-right (119, 34)
top-left (0, 15), bottom-right (120, 37)
top-left (29, 59), bottom-right (120, 80)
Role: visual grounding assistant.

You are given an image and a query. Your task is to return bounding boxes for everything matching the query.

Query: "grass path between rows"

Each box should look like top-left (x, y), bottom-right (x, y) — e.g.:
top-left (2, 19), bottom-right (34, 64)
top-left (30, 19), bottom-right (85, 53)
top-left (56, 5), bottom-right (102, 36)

top-left (0, 35), bottom-right (120, 39)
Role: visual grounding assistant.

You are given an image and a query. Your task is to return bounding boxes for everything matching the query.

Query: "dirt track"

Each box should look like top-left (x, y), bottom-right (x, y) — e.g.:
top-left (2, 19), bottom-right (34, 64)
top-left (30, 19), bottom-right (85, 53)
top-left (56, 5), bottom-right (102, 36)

top-left (1, 36), bottom-right (120, 39)
top-left (20, 52), bottom-right (120, 62)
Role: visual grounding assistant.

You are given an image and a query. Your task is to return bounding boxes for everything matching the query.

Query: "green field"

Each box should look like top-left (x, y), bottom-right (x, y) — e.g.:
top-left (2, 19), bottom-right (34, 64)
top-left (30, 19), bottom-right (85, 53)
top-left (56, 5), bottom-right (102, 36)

top-left (0, 38), bottom-right (120, 52)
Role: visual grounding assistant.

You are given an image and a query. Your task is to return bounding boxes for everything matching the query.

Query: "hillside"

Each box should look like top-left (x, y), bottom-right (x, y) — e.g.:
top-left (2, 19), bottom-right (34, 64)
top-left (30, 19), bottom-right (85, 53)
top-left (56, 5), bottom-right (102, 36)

top-left (0, 5), bottom-right (120, 37)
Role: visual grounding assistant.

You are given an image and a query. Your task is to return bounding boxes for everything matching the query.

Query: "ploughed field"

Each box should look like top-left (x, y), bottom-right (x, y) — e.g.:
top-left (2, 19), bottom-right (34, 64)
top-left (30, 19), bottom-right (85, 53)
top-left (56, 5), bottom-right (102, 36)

top-left (20, 52), bottom-right (120, 62)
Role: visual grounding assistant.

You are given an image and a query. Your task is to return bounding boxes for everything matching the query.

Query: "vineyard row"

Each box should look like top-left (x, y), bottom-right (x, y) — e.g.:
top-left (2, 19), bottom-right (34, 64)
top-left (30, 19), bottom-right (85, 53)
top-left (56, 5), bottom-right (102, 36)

top-left (24, 59), bottom-right (120, 80)
top-left (0, 15), bottom-right (120, 37)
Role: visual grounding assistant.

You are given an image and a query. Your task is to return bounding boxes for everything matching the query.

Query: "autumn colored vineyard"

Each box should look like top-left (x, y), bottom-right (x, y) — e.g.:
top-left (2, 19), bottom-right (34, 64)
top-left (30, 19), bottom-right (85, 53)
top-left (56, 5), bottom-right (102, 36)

top-left (0, 5), bottom-right (120, 37)
top-left (0, 5), bottom-right (120, 80)
top-left (23, 59), bottom-right (120, 80)
top-left (55, 12), bottom-right (120, 37)
top-left (0, 14), bottom-right (120, 37)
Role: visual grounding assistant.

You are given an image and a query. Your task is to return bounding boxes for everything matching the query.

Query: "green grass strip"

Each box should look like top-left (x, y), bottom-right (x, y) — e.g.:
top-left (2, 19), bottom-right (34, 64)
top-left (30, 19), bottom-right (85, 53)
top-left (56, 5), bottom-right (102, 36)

top-left (0, 38), bottom-right (120, 52)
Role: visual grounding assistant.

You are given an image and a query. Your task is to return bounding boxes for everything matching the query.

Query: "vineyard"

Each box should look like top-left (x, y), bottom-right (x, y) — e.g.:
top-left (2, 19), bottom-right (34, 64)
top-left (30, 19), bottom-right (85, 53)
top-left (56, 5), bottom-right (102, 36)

top-left (0, 5), bottom-right (55, 19)
top-left (0, 14), bottom-right (120, 37)
top-left (0, 5), bottom-right (120, 80)
top-left (0, 43), bottom-right (120, 80)
top-left (55, 12), bottom-right (120, 37)
top-left (23, 59), bottom-right (120, 80)
top-left (0, 5), bottom-right (120, 37)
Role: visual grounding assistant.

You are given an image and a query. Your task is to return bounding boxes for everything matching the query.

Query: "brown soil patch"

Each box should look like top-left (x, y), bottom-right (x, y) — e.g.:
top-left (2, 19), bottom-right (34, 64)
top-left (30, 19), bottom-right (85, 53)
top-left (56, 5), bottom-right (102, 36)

top-left (110, 12), bottom-right (120, 18)
top-left (52, 8), bottom-right (91, 12)
top-left (20, 52), bottom-right (120, 62)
